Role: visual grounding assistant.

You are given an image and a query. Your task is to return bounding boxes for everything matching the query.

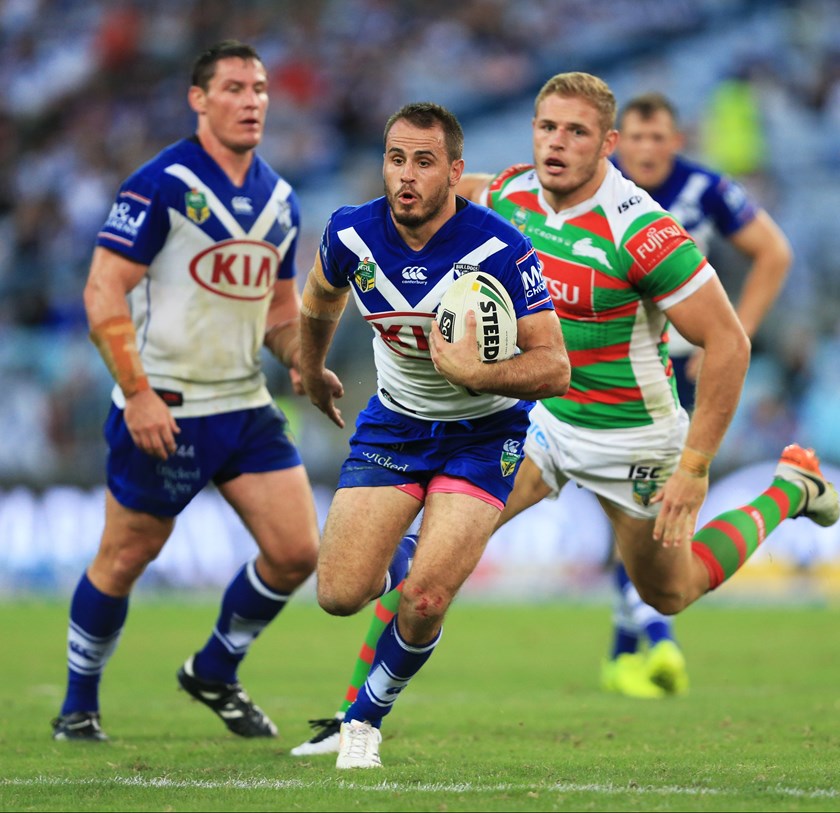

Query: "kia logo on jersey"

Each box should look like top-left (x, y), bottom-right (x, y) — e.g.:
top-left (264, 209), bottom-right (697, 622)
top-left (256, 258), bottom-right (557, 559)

top-left (189, 239), bottom-right (279, 300)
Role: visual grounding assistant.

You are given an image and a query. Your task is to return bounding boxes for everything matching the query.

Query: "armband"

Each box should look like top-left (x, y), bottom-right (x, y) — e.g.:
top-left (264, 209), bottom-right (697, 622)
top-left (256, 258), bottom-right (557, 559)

top-left (89, 315), bottom-right (150, 398)
top-left (300, 275), bottom-right (347, 322)
top-left (679, 446), bottom-right (713, 478)
top-left (265, 318), bottom-right (300, 368)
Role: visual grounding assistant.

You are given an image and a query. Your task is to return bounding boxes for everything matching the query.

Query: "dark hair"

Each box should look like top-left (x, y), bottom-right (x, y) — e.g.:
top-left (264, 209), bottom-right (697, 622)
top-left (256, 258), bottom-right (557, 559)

top-left (383, 102), bottom-right (464, 162)
top-left (618, 92), bottom-right (679, 129)
top-left (191, 40), bottom-right (263, 90)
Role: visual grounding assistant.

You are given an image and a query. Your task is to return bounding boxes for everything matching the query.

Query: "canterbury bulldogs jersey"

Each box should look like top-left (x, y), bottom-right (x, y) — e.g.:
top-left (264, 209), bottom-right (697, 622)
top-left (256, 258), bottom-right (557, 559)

top-left (319, 196), bottom-right (553, 421)
top-left (96, 137), bottom-right (300, 416)
top-left (482, 162), bottom-right (715, 430)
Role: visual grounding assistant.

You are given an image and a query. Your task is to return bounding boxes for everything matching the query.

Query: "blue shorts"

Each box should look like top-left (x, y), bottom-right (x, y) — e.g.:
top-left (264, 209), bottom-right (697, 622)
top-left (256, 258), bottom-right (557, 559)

top-left (337, 396), bottom-right (532, 506)
top-left (105, 403), bottom-right (301, 517)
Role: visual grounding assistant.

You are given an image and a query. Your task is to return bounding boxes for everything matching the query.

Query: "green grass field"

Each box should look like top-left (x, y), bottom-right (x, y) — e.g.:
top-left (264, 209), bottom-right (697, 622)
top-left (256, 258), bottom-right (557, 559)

top-left (2, 598), bottom-right (839, 812)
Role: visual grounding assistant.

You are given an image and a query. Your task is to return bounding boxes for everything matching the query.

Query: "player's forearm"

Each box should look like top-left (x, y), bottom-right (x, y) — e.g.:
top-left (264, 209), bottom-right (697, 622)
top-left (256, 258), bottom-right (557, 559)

top-left (264, 318), bottom-right (300, 369)
top-left (735, 252), bottom-right (790, 337)
top-left (89, 316), bottom-right (150, 398)
top-left (683, 333), bottom-right (750, 459)
top-left (731, 213), bottom-right (792, 337)
top-left (298, 271), bottom-right (348, 374)
top-left (465, 345), bottom-right (570, 401)
top-left (84, 250), bottom-right (150, 398)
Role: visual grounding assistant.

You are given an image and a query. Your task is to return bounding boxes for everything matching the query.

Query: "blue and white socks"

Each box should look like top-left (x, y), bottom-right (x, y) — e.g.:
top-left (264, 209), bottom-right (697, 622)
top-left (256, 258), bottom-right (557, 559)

top-left (345, 615), bottom-right (441, 728)
top-left (192, 559), bottom-right (290, 684)
top-left (61, 572), bottom-right (128, 715)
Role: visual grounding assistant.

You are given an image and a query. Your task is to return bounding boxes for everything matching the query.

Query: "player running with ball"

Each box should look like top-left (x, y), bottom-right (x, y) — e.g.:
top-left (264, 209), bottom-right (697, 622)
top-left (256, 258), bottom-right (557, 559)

top-left (298, 101), bottom-right (569, 769)
top-left (293, 72), bottom-right (839, 760)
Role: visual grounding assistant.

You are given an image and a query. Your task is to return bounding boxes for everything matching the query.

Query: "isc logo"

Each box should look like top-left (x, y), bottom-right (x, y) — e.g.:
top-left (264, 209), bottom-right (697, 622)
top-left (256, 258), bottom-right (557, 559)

top-left (189, 239), bottom-right (279, 301)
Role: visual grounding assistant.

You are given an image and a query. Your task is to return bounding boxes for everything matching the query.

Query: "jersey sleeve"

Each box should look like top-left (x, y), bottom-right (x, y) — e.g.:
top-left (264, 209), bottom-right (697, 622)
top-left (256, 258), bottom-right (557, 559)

top-left (621, 211), bottom-right (714, 307)
top-left (490, 233), bottom-right (553, 319)
top-left (96, 172), bottom-right (169, 265)
top-left (277, 188), bottom-right (301, 280)
top-left (317, 209), bottom-right (353, 288)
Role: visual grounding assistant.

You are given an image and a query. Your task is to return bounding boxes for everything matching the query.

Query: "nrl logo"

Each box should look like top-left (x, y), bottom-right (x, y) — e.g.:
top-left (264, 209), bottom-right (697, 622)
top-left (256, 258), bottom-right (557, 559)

top-left (355, 257), bottom-right (377, 292)
top-left (185, 189), bottom-right (210, 224)
top-left (500, 438), bottom-right (521, 477)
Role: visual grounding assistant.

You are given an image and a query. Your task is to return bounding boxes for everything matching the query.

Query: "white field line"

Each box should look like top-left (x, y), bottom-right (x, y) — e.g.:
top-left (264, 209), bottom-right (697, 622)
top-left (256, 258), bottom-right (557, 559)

top-left (1, 776), bottom-right (838, 799)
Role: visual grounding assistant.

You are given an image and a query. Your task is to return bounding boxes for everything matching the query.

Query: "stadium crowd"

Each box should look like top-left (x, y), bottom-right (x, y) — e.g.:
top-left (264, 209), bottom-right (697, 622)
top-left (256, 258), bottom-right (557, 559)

top-left (2, 0), bottom-right (840, 487)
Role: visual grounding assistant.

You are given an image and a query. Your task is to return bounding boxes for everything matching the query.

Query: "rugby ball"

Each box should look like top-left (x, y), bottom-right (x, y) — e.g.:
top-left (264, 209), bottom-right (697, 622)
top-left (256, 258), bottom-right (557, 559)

top-left (437, 271), bottom-right (517, 362)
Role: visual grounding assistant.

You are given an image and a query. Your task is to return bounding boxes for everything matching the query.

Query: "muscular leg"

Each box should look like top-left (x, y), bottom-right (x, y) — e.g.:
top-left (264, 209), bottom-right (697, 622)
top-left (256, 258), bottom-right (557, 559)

top-left (60, 491), bottom-right (173, 719)
top-left (317, 486), bottom-right (422, 616)
top-left (599, 496), bottom-right (708, 615)
top-left (189, 466), bottom-right (319, 684)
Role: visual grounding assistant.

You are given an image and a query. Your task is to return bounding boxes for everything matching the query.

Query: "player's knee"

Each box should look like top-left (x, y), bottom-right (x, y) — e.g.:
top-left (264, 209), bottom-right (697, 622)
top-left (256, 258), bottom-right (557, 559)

top-left (400, 582), bottom-right (451, 627)
top-left (94, 541), bottom-right (158, 590)
top-left (636, 583), bottom-right (687, 616)
top-left (315, 571), bottom-right (370, 616)
top-left (316, 586), bottom-right (366, 617)
top-left (260, 543), bottom-right (317, 589)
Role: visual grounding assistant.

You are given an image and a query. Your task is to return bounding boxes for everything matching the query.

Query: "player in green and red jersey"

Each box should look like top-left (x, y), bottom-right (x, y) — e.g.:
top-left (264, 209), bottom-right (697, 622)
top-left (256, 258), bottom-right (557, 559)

top-left (291, 72), bottom-right (838, 754)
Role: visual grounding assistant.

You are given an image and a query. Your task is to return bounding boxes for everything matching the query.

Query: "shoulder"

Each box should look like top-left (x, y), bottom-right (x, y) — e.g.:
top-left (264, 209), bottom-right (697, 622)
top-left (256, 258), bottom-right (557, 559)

top-left (599, 163), bottom-right (665, 229)
top-left (672, 154), bottom-right (721, 186)
top-left (251, 153), bottom-right (295, 192)
top-left (325, 197), bottom-right (385, 234)
top-left (119, 139), bottom-right (202, 200)
top-left (488, 163), bottom-right (536, 194)
top-left (459, 199), bottom-right (531, 245)
top-left (487, 165), bottom-right (539, 207)
top-left (320, 198), bottom-right (386, 259)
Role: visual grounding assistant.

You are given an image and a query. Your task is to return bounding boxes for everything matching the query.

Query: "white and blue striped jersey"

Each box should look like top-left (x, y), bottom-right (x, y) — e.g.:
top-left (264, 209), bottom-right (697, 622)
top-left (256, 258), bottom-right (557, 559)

top-left (96, 137), bottom-right (300, 416)
top-left (319, 196), bottom-right (553, 421)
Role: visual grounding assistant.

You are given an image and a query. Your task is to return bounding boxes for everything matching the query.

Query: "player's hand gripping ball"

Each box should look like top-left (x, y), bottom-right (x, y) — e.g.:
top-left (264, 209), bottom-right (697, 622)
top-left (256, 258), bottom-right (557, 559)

top-left (436, 271), bottom-right (517, 362)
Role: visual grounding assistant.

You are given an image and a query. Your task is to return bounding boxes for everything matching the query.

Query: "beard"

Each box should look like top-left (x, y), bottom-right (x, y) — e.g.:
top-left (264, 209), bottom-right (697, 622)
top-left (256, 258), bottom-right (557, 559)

top-left (385, 181), bottom-right (450, 229)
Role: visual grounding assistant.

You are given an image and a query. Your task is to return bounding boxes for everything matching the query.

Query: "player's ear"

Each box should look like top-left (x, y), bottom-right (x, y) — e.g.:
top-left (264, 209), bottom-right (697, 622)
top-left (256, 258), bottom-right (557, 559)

top-left (601, 128), bottom-right (619, 158)
top-left (188, 85), bottom-right (206, 115)
top-left (450, 158), bottom-right (465, 187)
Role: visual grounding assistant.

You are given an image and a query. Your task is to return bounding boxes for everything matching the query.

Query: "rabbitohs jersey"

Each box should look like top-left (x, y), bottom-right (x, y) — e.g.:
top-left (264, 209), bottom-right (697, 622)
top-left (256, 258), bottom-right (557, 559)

top-left (482, 162), bottom-right (714, 430)
top-left (96, 137), bottom-right (300, 417)
top-left (319, 196), bottom-right (553, 421)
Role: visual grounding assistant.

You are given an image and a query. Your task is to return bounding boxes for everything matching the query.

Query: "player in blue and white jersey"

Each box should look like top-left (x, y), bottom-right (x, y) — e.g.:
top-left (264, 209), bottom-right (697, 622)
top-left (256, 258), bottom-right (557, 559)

top-left (298, 102), bottom-right (569, 768)
top-left (51, 41), bottom-right (321, 743)
top-left (598, 91), bottom-right (793, 697)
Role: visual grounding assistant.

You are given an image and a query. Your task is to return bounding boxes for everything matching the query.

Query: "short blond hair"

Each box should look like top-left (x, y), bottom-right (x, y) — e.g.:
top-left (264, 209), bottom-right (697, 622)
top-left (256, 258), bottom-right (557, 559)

top-left (535, 72), bottom-right (616, 133)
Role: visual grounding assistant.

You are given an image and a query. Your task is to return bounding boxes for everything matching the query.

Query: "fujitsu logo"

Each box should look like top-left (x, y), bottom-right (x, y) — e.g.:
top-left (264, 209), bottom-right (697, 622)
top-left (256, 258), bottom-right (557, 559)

top-left (625, 216), bottom-right (689, 273)
top-left (635, 223), bottom-right (683, 260)
top-left (189, 239), bottom-right (279, 301)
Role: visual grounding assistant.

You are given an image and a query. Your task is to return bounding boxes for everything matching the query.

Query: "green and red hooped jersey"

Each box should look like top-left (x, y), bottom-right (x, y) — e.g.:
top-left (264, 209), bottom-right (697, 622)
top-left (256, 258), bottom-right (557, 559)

top-left (482, 162), bottom-right (715, 430)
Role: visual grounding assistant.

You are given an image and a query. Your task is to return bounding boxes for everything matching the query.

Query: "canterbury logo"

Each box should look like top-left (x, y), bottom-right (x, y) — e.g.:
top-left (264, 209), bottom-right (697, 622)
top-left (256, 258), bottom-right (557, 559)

top-left (401, 266), bottom-right (428, 282)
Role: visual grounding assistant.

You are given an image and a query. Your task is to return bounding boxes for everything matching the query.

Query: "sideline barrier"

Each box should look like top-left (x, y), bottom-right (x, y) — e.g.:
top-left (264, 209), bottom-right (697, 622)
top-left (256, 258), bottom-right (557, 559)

top-left (1, 462), bottom-right (839, 600)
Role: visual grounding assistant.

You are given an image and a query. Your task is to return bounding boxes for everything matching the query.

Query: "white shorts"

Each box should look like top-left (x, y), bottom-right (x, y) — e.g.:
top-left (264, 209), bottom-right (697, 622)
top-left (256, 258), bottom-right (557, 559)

top-left (523, 402), bottom-right (690, 520)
